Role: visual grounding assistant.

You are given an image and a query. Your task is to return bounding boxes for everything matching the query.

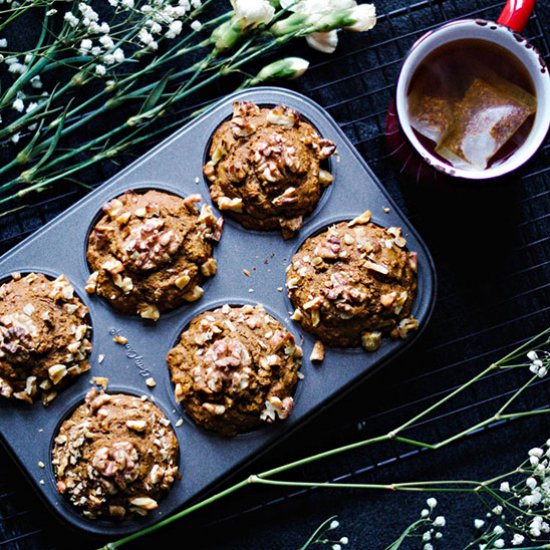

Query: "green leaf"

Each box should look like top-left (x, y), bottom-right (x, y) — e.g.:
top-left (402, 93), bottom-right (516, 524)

top-left (139, 70), bottom-right (172, 115)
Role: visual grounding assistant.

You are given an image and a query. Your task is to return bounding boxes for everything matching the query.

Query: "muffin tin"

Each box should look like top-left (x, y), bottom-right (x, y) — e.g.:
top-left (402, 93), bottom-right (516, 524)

top-left (0, 87), bottom-right (436, 537)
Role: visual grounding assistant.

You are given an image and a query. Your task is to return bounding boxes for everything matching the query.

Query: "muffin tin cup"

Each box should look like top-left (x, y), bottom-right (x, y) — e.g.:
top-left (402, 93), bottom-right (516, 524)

top-left (0, 87), bottom-right (437, 538)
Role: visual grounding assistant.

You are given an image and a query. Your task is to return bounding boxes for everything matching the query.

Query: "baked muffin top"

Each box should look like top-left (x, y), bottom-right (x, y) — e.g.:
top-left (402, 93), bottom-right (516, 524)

top-left (167, 304), bottom-right (302, 436)
top-left (52, 389), bottom-right (179, 520)
top-left (204, 101), bottom-right (336, 238)
top-left (0, 272), bottom-right (92, 405)
top-left (286, 211), bottom-right (418, 350)
top-left (86, 190), bottom-right (223, 320)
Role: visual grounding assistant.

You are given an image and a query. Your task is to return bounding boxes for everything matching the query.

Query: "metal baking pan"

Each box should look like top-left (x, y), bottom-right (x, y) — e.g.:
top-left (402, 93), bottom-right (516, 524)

top-left (0, 87), bottom-right (437, 537)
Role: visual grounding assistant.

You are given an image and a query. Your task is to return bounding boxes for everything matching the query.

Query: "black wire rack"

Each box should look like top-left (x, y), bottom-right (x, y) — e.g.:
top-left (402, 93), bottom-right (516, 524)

top-left (1, 0), bottom-right (550, 548)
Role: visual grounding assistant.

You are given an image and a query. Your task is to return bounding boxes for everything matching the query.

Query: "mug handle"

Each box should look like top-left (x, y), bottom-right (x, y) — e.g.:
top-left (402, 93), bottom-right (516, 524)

top-left (497, 0), bottom-right (536, 33)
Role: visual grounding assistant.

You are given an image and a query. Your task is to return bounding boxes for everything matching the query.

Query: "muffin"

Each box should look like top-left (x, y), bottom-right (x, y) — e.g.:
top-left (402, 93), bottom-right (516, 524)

top-left (203, 101), bottom-right (336, 238)
top-left (286, 211), bottom-right (418, 351)
top-left (52, 389), bottom-right (179, 520)
top-left (0, 272), bottom-right (92, 405)
top-left (86, 190), bottom-right (223, 320)
top-left (167, 304), bottom-right (302, 436)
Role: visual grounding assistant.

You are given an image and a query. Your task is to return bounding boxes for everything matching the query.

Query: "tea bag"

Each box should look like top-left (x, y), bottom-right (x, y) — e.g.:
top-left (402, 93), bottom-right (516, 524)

top-left (408, 94), bottom-right (454, 144)
top-left (408, 69), bottom-right (455, 144)
top-left (436, 75), bottom-right (536, 170)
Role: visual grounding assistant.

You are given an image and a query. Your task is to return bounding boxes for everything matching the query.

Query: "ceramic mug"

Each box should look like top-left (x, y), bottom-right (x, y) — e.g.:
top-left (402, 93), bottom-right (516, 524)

top-left (392, 0), bottom-right (550, 181)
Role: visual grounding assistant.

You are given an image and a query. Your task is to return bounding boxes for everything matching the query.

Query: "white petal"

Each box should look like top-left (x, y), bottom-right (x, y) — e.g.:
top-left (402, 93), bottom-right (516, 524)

top-left (306, 30), bottom-right (338, 53)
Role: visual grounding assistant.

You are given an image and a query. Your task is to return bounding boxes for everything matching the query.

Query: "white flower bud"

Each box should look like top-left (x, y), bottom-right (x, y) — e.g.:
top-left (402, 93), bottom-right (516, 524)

top-left (231, 0), bottom-right (275, 27)
top-left (344, 4), bottom-right (377, 32)
top-left (306, 30), bottom-right (339, 53)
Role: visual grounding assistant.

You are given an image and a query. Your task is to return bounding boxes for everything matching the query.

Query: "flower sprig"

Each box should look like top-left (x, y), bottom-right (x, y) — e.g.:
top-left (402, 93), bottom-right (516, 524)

top-left (0, 0), bottom-right (377, 209)
top-left (97, 328), bottom-right (550, 549)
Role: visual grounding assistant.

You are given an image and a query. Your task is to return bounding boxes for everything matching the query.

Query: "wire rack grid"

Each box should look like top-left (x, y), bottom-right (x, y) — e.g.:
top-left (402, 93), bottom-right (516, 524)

top-left (1, 0), bottom-right (550, 548)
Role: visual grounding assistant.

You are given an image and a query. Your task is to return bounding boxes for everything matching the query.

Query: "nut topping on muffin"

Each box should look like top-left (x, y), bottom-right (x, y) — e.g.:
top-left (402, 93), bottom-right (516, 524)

top-left (204, 101), bottom-right (336, 238)
top-left (167, 304), bottom-right (302, 436)
top-left (0, 273), bottom-right (92, 405)
top-left (86, 190), bottom-right (223, 319)
top-left (286, 211), bottom-right (418, 351)
top-left (52, 389), bottom-right (179, 520)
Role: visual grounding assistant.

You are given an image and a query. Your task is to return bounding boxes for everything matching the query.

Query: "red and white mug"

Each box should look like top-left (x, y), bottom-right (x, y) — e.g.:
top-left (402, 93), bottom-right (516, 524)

top-left (390, 0), bottom-right (550, 181)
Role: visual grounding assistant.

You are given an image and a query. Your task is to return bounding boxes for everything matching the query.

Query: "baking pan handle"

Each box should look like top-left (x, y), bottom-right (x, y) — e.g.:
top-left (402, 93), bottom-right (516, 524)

top-left (497, 0), bottom-right (536, 33)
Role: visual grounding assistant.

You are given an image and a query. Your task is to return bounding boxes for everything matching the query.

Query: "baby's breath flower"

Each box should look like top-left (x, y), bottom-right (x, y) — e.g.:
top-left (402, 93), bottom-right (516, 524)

top-left (474, 519), bottom-right (485, 529)
top-left (499, 482), bottom-right (510, 492)
top-left (492, 505), bottom-right (503, 515)
top-left (11, 132), bottom-right (20, 144)
top-left (493, 540), bottom-right (504, 549)
top-left (95, 64), bottom-right (106, 76)
top-left (166, 20), bottom-right (183, 38)
top-left (332, 545), bottom-right (341, 550)
top-left (433, 516), bottom-right (446, 527)
top-left (493, 525), bottom-right (504, 535)
top-left (64, 12), bottom-right (79, 27)
top-left (79, 39), bottom-right (93, 54)
top-left (46, 8), bottom-right (57, 15)
top-left (511, 533), bottom-right (525, 545)
top-left (423, 544), bottom-right (433, 550)
top-left (339, 537), bottom-right (348, 545)
top-left (426, 498), bottom-right (437, 509)
top-left (329, 520), bottom-right (340, 530)
top-left (421, 509), bottom-right (430, 518)
top-left (12, 98), bottom-right (24, 112)
top-left (422, 531), bottom-right (431, 541)
top-left (8, 62), bottom-right (26, 75)
top-left (99, 36), bottom-right (115, 49)
top-left (526, 476), bottom-right (537, 489)
top-left (0, 38), bottom-right (7, 48)
top-left (527, 350), bottom-right (539, 361)
top-left (113, 48), bottom-right (125, 63)
top-left (190, 20), bottom-right (202, 31)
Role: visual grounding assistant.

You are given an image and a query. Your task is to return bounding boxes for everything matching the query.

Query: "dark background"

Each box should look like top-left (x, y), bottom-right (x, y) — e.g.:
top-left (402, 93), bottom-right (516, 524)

top-left (1, 1), bottom-right (550, 548)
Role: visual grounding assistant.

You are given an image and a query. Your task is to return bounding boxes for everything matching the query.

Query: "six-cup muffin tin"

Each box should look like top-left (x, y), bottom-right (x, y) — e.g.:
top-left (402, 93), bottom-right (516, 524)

top-left (0, 87), bottom-right (436, 537)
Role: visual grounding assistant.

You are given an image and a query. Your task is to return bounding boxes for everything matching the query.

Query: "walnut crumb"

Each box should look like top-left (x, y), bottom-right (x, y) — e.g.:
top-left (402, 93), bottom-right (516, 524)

top-left (175, 418), bottom-right (184, 427)
top-left (243, 269), bottom-right (250, 277)
top-left (98, 354), bottom-right (105, 364)
top-left (91, 376), bottom-right (109, 389)
top-left (38, 461), bottom-right (45, 469)
top-left (383, 207), bottom-right (391, 213)
top-left (145, 377), bottom-right (156, 388)
top-left (310, 340), bottom-right (325, 363)
top-left (113, 335), bottom-right (128, 345)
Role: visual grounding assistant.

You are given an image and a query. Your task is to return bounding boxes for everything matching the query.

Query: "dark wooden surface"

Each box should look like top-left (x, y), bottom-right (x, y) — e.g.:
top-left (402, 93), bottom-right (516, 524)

top-left (1, 1), bottom-right (550, 548)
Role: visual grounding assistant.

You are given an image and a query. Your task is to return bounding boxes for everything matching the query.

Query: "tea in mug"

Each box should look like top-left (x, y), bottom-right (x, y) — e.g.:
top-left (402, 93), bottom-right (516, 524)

top-left (407, 39), bottom-right (537, 171)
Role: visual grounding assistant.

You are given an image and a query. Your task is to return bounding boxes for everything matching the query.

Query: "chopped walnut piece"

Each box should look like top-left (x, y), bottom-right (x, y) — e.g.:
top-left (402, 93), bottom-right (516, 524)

top-left (137, 303), bottom-right (160, 321)
top-left (348, 210), bottom-right (372, 227)
top-left (318, 169), bottom-right (334, 186)
top-left (126, 419), bottom-right (147, 432)
top-left (201, 258), bottom-right (218, 277)
top-left (217, 196), bottom-right (243, 213)
top-left (310, 340), bottom-right (325, 363)
top-left (174, 274), bottom-right (191, 289)
top-left (145, 377), bottom-right (156, 388)
top-left (92, 376), bottom-right (109, 390)
top-left (113, 335), bottom-right (128, 345)
top-left (182, 285), bottom-right (204, 303)
top-left (85, 271), bottom-right (99, 293)
top-left (361, 331), bottom-right (382, 352)
top-left (48, 364), bottom-right (67, 385)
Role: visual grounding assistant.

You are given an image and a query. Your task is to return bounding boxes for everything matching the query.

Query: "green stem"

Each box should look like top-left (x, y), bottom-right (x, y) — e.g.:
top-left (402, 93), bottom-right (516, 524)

top-left (97, 478), bottom-right (252, 550)
top-left (297, 515), bottom-right (338, 550)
